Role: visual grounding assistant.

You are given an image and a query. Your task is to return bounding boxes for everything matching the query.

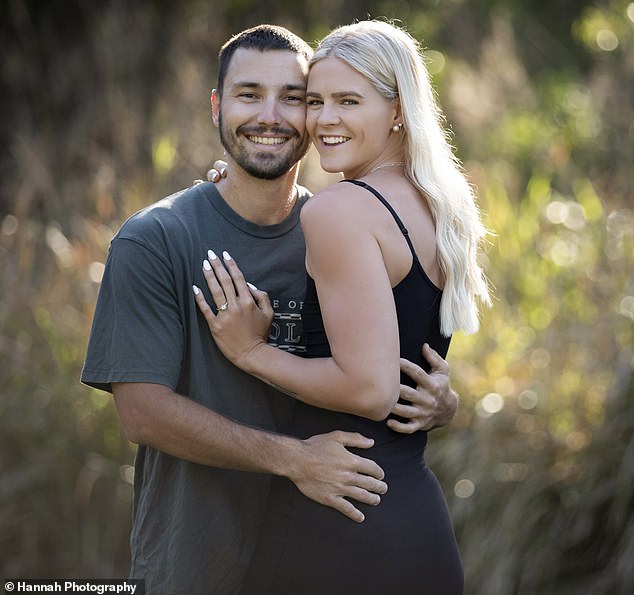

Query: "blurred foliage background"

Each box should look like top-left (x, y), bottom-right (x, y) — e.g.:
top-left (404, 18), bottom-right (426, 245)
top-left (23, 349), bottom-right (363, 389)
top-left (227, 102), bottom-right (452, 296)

top-left (1, 0), bottom-right (632, 593)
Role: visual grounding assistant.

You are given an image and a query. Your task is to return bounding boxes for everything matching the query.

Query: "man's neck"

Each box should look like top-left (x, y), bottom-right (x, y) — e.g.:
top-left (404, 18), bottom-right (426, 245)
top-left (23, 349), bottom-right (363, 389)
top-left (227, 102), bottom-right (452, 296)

top-left (214, 162), bottom-right (301, 226)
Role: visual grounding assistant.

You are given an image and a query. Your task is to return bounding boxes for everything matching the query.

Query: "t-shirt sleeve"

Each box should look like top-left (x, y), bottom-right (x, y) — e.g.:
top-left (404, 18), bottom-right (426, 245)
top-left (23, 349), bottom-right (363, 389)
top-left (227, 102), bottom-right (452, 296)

top-left (81, 234), bottom-right (184, 393)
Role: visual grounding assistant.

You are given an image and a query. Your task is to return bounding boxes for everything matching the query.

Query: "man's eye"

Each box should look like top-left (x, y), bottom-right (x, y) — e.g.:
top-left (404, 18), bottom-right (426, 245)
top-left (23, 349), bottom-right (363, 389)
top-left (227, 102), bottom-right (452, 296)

top-left (285, 95), bottom-right (305, 103)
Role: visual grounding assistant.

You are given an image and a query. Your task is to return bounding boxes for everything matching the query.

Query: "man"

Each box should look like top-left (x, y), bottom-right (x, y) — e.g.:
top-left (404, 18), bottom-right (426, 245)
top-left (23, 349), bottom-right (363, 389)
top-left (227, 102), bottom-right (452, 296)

top-left (82, 25), bottom-right (457, 594)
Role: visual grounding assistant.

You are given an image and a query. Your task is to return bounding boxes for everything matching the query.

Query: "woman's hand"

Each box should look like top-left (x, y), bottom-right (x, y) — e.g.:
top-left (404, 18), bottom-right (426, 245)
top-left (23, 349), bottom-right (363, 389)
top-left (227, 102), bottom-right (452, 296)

top-left (191, 160), bottom-right (228, 186)
top-left (207, 160), bottom-right (228, 183)
top-left (193, 250), bottom-right (273, 372)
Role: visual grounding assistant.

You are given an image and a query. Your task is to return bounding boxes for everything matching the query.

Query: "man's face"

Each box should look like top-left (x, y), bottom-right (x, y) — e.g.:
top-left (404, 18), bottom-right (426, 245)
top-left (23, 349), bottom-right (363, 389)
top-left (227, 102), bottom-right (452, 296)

top-left (213, 48), bottom-right (311, 180)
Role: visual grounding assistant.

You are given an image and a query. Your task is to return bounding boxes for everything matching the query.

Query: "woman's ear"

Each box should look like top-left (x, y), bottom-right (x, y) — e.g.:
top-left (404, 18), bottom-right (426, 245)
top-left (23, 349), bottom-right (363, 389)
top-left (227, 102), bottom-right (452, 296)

top-left (392, 98), bottom-right (403, 128)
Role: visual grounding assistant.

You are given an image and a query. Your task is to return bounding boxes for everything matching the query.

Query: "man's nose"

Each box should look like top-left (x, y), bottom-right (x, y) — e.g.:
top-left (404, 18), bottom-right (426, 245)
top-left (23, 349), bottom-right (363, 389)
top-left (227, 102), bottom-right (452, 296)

top-left (257, 98), bottom-right (281, 125)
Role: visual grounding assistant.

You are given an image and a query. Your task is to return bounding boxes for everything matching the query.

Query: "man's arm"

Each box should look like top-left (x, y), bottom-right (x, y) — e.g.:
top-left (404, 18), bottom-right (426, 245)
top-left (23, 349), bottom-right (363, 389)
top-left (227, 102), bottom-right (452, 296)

top-left (113, 382), bottom-right (387, 523)
top-left (387, 344), bottom-right (458, 434)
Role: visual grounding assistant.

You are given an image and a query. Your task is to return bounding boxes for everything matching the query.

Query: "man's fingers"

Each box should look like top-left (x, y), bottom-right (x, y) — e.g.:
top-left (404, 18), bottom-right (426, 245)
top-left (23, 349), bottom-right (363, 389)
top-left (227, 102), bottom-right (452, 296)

top-left (347, 472), bottom-right (387, 498)
top-left (399, 382), bottom-right (436, 407)
top-left (331, 498), bottom-right (365, 523)
top-left (386, 417), bottom-right (420, 434)
top-left (328, 479), bottom-right (386, 523)
top-left (354, 458), bottom-right (386, 485)
top-left (335, 430), bottom-right (374, 450)
top-left (390, 402), bottom-right (421, 419)
top-left (344, 485), bottom-right (381, 507)
top-left (399, 356), bottom-right (422, 378)
top-left (422, 343), bottom-right (449, 374)
top-left (400, 357), bottom-right (433, 389)
top-left (331, 431), bottom-right (385, 482)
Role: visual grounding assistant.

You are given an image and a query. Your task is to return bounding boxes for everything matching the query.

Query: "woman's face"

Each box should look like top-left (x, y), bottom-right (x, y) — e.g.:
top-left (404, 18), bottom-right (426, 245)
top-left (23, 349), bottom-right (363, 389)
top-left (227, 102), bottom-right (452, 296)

top-left (306, 57), bottom-right (400, 178)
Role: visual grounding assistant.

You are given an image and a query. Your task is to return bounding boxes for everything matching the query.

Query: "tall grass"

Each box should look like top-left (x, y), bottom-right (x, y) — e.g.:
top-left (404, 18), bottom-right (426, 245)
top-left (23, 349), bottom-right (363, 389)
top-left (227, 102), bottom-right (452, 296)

top-left (1, 1), bottom-right (632, 591)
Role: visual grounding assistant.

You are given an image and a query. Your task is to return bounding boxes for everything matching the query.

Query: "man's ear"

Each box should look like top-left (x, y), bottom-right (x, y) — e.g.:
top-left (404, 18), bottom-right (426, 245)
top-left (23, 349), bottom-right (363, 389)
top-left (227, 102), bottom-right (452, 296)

top-left (211, 89), bottom-right (220, 127)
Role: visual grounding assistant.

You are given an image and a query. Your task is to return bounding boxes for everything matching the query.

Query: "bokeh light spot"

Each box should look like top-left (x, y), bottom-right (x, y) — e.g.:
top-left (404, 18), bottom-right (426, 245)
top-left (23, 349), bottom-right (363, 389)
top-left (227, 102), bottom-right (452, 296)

top-left (596, 29), bottom-right (619, 51)
top-left (518, 390), bottom-right (539, 410)
top-left (454, 479), bottom-right (475, 499)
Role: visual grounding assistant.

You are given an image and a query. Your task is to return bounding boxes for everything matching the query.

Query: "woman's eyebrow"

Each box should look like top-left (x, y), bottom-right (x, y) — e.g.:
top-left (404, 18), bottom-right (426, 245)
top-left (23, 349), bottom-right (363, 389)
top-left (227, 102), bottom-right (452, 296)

top-left (306, 90), bottom-right (363, 98)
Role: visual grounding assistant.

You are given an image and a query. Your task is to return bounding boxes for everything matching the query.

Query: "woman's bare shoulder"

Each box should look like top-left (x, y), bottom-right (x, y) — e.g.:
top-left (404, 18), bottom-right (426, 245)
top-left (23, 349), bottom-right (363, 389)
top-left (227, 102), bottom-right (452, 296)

top-left (301, 181), bottom-right (373, 224)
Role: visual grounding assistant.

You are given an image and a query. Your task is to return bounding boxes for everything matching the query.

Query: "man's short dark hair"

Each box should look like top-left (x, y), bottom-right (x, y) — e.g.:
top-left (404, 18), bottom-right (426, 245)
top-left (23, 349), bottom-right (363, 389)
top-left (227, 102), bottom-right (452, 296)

top-left (217, 25), bottom-right (313, 97)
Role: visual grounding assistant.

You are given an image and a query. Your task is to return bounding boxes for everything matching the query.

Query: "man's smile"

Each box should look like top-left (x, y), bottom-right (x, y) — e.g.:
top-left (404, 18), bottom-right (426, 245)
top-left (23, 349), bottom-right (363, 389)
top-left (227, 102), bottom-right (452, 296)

top-left (247, 135), bottom-right (289, 146)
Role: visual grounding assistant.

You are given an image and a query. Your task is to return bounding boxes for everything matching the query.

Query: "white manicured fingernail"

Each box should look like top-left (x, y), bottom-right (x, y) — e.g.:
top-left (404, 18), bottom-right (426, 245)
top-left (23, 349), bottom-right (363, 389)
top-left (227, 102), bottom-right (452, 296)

top-left (192, 285), bottom-right (200, 295)
top-left (247, 282), bottom-right (257, 291)
top-left (208, 249), bottom-right (217, 260)
top-left (223, 251), bottom-right (232, 260)
top-left (203, 260), bottom-right (211, 271)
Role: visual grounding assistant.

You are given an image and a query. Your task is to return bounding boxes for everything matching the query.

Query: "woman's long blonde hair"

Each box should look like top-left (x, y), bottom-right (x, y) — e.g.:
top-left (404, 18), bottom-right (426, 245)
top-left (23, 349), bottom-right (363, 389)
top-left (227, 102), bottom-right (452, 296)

top-left (311, 20), bottom-right (491, 336)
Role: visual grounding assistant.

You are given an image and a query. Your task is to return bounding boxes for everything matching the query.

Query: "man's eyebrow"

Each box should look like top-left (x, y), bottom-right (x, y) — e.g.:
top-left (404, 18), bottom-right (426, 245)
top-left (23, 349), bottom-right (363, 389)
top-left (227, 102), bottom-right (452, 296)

top-left (231, 82), bottom-right (306, 92)
top-left (282, 84), bottom-right (307, 92)
top-left (231, 81), bottom-right (261, 90)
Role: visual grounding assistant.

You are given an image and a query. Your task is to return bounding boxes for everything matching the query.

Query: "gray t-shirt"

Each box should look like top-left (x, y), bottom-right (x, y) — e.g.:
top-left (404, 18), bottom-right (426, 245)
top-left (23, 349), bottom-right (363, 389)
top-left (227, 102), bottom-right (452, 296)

top-left (81, 182), bottom-right (310, 594)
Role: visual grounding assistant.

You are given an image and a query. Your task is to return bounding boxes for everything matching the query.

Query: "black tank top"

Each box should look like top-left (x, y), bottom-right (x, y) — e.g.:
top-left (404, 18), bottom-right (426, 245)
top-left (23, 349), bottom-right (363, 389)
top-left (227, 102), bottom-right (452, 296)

top-left (302, 179), bottom-right (451, 382)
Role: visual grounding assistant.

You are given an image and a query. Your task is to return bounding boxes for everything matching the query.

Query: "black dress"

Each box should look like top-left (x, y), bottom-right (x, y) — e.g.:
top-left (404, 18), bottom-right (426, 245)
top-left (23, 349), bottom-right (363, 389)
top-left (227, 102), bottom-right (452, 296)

top-left (241, 180), bottom-right (464, 595)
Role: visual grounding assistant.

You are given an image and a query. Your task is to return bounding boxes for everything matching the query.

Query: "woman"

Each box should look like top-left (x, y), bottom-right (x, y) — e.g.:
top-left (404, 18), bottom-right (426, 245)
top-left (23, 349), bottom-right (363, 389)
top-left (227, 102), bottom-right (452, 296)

top-left (194, 20), bottom-right (489, 594)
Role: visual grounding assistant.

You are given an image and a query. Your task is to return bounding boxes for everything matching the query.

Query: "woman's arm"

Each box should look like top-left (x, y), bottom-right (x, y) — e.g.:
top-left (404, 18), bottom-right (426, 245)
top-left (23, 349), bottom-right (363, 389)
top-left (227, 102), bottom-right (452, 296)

top-left (194, 186), bottom-right (401, 421)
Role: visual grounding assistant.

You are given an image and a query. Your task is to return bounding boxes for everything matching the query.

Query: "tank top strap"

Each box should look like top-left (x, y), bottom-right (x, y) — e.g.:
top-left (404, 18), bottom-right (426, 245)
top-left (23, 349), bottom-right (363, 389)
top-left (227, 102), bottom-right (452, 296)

top-left (340, 179), bottom-right (419, 261)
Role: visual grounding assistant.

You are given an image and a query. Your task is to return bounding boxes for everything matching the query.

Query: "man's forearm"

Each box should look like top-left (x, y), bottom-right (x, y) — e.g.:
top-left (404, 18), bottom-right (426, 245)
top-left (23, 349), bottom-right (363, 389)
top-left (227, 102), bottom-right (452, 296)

top-left (112, 382), bottom-right (299, 475)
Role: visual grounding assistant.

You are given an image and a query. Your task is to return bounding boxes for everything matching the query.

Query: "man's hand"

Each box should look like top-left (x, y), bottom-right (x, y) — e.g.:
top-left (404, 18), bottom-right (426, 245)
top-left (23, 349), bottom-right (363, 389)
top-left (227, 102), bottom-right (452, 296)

top-left (286, 431), bottom-right (387, 523)
top-left (387, 343), bottom-right (458, 434)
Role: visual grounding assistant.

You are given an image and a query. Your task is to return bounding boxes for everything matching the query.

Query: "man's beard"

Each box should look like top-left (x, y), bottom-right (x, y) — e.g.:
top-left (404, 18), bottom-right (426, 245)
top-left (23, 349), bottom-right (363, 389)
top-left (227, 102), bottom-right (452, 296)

top-left (218, 113), bottom-right (310, 180)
